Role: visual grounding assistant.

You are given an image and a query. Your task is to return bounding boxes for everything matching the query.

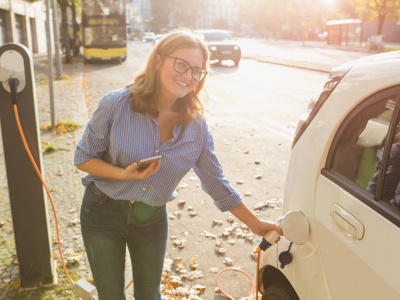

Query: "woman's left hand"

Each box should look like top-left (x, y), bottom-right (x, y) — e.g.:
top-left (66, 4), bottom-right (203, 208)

top-left (255, 220), bottom-right (283, 238)
top-left (229, 203), bottom-right (283, 238)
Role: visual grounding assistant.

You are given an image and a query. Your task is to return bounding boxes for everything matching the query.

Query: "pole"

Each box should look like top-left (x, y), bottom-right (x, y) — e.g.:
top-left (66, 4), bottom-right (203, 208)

top-left (51, 0), bottom-right (63, 78)
top-left (45, 0), bottom-right (56, 128)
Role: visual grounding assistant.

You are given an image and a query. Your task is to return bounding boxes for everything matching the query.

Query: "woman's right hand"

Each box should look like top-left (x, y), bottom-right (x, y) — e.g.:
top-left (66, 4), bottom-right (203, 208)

top-left (76, 158), bottom-right (161, 181)
top-left (123, 161), bottom-right (161, 180)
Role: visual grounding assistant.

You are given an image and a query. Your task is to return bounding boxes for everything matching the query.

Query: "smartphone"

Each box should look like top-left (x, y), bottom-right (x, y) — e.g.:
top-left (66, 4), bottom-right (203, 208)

top-left (137, 155), bottom-right (162, 171)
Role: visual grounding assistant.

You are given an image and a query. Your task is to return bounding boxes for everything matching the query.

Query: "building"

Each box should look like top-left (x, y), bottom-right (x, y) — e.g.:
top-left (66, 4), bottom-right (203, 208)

top-left (196, 0), bottom-right (241, 30)
top-left (0, 0), bottom-right (50, 54)
top-left (125, 0), bottom-right (152, 38)
top-left (125, 0), bottom-right (242, 36)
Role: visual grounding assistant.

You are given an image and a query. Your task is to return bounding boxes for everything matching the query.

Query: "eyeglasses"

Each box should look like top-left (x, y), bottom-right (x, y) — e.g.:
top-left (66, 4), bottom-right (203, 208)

top-left (162, 56), bottom-right (208, 82)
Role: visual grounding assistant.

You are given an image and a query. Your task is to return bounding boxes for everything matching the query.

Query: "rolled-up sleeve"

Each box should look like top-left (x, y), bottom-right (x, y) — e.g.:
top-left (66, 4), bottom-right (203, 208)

top-left (74, 94), bottom-right (115, 166)
top-left (193, 119), bottom-right (242, 212)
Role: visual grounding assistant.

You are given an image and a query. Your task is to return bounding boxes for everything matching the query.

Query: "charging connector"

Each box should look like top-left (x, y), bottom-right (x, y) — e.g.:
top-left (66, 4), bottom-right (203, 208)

top-left (258, 230), bottom-right (281, 251)
top-left (73, 279), bottom-right (97, 300)
top-left (8, 78), bottom-right (19, 105)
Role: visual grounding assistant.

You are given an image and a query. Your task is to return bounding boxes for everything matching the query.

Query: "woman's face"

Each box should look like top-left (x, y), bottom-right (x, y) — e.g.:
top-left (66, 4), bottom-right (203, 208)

top-left (157, 47), bottom-right (204, 102)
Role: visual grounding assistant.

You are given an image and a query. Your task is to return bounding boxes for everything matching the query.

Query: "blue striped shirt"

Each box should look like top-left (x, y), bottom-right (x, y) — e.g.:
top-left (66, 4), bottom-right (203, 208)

top-left (74, 87), bottom-right (242, 212)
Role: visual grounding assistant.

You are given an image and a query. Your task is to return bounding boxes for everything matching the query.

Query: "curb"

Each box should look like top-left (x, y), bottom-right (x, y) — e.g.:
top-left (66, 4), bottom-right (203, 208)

top-left (242, 54), bottom-right (332, 73)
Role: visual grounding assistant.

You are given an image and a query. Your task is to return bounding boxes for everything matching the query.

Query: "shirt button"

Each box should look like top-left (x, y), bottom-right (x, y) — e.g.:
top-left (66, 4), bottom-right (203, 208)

top-left (142, 187), bottom-right (146, 191)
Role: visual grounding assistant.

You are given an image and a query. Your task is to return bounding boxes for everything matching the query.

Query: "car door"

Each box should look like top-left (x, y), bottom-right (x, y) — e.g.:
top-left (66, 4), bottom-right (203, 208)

top-left (314, 87), bottom-right (400, 300)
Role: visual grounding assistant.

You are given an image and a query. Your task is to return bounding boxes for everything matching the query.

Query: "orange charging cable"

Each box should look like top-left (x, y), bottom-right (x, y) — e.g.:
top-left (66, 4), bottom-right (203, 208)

top-left (215, 246), bottom-right (263, 300)
top-left (13, 103), bottom-right (75, 285)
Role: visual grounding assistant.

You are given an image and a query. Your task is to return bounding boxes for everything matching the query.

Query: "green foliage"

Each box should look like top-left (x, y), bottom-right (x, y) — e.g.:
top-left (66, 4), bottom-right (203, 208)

top-left (355, 0), bottom-right (400, 34)
top-left (150, 0), bottom-right (205, 31)
top-left (235, 0), bottom-right (400, 38)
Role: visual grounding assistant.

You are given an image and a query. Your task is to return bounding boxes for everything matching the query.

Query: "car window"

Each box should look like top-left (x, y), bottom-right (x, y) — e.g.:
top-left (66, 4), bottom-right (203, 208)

top-left (326, 88), bottom-right (400, 224)
top-left (202, 32), bottom-right (233, 41)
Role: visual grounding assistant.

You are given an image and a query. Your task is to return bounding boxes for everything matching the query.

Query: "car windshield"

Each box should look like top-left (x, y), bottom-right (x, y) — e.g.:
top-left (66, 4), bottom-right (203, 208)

top-left (202, 32), bottom-right (233, 42)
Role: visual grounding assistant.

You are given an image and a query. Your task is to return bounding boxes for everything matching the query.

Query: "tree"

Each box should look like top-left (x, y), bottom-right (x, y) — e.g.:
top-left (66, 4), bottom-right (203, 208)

top-left (213, 18), bottom-right (229, 30)
top-left (58, 0), bottom-right (81, 63)
top-left (169, 0), bottom-right (204, 29)
top-left (356, 0), bottom-right (400, 34)
top-left (59, 0), bottom-right (72, 63)
top-left (151, 0), bottom-right (171, 31)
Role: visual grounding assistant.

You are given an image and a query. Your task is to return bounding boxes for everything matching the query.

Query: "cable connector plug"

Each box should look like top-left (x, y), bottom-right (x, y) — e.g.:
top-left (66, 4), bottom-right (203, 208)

top-left (258, 230), bottom-right (281, 251)
top-left (8, 78), bottom-right (19, 105)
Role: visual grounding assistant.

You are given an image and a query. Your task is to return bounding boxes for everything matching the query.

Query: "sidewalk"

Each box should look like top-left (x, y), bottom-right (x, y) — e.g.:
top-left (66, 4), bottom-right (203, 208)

top-left (238, 38), bottom-right (390, 72)
top-left (0, 40), bottom-right (394, 298)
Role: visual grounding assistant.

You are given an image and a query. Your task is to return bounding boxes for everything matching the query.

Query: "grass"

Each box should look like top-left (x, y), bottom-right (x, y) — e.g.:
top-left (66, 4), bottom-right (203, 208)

top-left (385, 46), bottom-right (400, 52)
top-left (40, 121), bottom-right (81, 135)
top-left (1, 268), bottom-right (82, 300)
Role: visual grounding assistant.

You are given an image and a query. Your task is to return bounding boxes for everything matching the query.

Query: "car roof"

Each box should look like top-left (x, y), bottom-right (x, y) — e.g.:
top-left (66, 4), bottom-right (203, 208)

top-left (194, 29), bottom-right (231, 34)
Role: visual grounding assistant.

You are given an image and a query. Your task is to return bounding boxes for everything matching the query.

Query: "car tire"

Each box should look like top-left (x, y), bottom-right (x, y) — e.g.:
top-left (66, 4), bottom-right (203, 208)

top-left (261, 283), bottom-right (299, 300)
top-left (234, 58), bottom-right (240, 66)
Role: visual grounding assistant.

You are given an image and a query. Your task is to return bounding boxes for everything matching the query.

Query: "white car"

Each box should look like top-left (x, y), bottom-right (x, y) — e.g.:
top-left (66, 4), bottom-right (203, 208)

top-left (258, 50), bottom-right (400, 299)
top-left (142, 32), bottom-right (155, 43)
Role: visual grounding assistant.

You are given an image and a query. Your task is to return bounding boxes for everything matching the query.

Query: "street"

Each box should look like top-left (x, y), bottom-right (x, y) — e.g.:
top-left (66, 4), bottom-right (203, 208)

top-left (82, 40), bottom-right (328, 299)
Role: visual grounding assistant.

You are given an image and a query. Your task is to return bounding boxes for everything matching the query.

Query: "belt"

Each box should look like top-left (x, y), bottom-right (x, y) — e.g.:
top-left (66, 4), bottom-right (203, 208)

top-left (88, 182), bottom-right (135, 204)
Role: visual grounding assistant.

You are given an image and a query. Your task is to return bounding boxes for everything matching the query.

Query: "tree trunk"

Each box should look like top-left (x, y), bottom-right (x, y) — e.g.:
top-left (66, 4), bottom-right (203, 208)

top-left (377, 13), bottom-right (385, 35)
top-left (71, 2), bottom-right (80, 56)
top-left (60, 0), bottom-right (72, 63)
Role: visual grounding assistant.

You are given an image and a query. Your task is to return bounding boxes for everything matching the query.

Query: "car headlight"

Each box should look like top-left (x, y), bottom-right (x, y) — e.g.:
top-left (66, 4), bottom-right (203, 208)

top-left (234, 46), bottom-right (240, 51)
top-left (292, 66), bottom-right (351, 147)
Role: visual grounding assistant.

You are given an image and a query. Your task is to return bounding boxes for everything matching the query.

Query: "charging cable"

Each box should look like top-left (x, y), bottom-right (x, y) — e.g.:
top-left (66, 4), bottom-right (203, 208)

top-left (215, 230), bottom-right (281, 300)
top-left (10, 86), bottom-right (75, 285)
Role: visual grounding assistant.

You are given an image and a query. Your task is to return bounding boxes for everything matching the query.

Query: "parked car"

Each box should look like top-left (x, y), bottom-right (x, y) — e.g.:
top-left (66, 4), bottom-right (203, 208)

top-left (194, 29), bottom-right (241, 66)
top-left (258, 50), bottom-right (400, 299)
top-left (153, 34), bottom-right (166, 45)
top-left (142, 32), bottom-right (155, 43)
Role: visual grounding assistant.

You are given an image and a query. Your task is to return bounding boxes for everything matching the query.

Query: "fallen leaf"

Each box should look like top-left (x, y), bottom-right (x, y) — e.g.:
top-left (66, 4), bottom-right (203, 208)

top-left (212, 220), bottom-right (223, 226)
top-left (189, 257), bottom-right (199, 270)
top-left (223, 257), bottom-right (234, 266)
top-left (177, 199), bottom-right (186, 206)
top-left (189, 211), bottom-right (197, 217)
top-left (202, 230), bottom-right (217, 239)
top-left (68, 219), bottom-right (80, 226)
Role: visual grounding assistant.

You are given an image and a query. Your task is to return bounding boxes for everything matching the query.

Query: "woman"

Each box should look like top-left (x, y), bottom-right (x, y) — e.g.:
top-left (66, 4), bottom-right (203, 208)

top-left (74, 28), bottom-right (282, 300)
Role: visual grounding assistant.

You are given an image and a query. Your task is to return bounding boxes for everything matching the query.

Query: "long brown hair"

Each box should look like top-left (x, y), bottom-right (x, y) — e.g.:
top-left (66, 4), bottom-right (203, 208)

top-left (128, 28), bottom-right (209, 128)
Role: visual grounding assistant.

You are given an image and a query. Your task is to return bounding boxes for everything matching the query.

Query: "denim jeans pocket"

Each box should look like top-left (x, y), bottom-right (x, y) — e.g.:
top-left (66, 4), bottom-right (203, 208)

top-left (83, 183), bottom-right (111, 206)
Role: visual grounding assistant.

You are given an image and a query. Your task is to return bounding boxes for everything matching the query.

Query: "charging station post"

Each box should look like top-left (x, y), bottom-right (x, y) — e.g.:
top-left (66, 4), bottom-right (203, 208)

top-left (0, 44), bottom-right (55, 287)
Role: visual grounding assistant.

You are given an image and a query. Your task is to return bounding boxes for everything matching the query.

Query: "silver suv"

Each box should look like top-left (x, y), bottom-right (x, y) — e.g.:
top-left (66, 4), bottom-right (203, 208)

top-left (258, 50), bottom-right (400, 300)
top-left (194, 29), bottom-right (241, 66)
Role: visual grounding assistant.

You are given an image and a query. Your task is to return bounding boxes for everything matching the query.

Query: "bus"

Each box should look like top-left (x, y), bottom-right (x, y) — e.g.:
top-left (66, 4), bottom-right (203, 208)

top-left (81, 0), bottom-right (127, 62)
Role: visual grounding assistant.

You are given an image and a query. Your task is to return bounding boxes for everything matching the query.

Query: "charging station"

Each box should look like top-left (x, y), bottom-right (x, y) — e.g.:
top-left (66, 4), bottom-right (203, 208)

top-left (0, 44), bottom-right (55, 287)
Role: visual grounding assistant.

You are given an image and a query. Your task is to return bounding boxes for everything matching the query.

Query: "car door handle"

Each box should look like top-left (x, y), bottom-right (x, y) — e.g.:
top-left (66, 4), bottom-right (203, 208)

top-left (330, 204), bottom-right (364, 240)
